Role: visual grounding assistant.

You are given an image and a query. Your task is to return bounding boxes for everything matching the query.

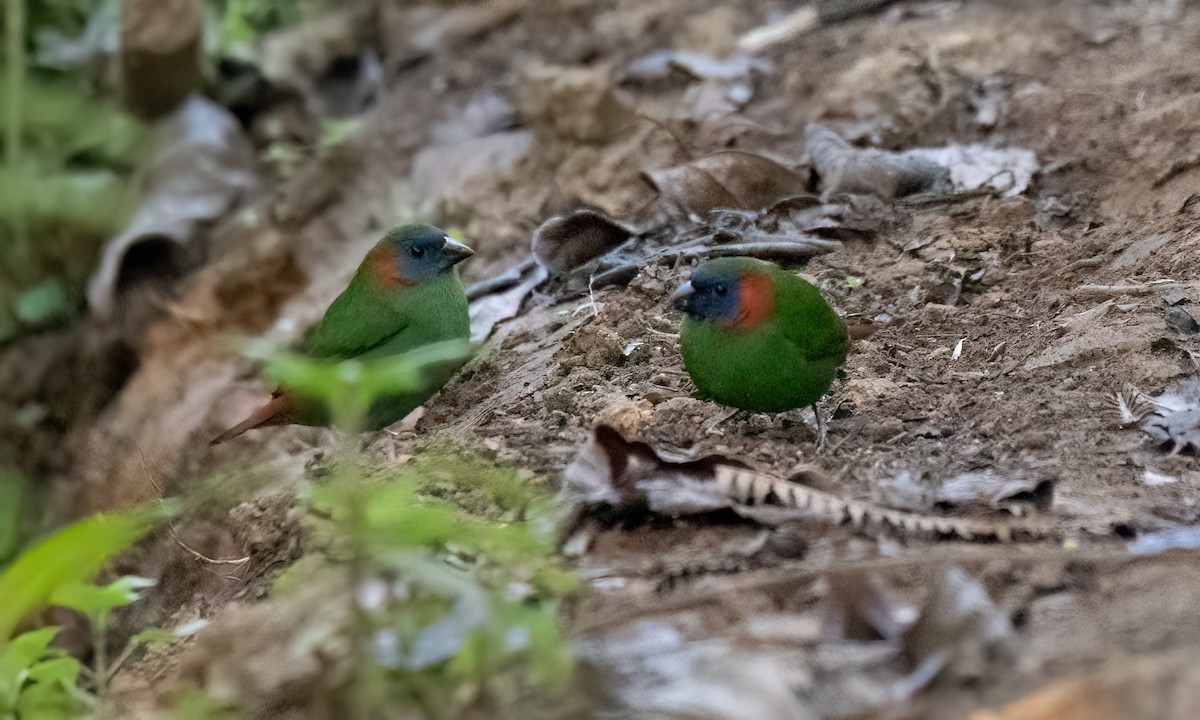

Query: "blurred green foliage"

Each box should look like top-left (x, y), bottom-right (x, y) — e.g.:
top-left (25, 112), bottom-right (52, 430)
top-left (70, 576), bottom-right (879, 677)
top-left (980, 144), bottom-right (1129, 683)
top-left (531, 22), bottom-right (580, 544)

top-left (1, 0), bottom-right (146, 342)
top-left (259, 346), bottom-right (577, 719)
top-left (262, 338), bottom-right (473, 429)
top-left (212, 0), bottom-right (301, 52)
top-left (0, 500), bottom-right (170, 719)
top-left (308, 455), bottom-right (576, 718)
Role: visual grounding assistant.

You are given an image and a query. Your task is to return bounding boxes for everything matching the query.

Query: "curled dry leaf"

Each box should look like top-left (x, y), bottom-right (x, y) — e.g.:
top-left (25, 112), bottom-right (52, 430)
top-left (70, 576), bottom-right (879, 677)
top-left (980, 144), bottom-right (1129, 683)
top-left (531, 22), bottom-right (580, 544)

top-left (807, 124), bottom-right (950, 200)
top-left (564, 426), bottom-right (1050, 541)
top-left (642, 150), bottom-right (808, 217)
top-left (935, 468), bottom-right (1055, 515)
top-left (87, 96), bottom-right (257, 322)
top-left (532, 209), bottom-right (634, 275)
top-left (808, 124), bottom-right (1041, 200)
top-left (562, 424), bottom-right (741, 516)
top-left (761, 193), bottom-right (881, 239)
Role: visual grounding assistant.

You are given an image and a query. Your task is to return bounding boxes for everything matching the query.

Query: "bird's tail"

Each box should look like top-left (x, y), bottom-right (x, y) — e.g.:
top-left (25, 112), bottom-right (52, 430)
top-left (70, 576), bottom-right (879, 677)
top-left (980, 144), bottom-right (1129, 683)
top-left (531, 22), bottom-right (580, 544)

top-left (210, 391), bottom-right (293, 445)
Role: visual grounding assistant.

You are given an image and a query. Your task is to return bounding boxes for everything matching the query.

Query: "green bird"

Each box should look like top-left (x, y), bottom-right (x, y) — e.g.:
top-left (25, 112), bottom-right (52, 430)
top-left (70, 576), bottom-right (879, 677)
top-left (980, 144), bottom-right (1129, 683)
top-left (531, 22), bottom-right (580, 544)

top-left (671, 257), bottom-right (848, 445)
top-left (211, 224), bottom-right (474, 444)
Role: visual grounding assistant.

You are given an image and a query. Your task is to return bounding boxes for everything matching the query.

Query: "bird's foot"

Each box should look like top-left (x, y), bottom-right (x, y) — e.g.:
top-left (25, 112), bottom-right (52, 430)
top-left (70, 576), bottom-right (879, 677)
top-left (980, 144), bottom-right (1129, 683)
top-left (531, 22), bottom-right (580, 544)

top-left (811, 403), bottom-right (829, 453)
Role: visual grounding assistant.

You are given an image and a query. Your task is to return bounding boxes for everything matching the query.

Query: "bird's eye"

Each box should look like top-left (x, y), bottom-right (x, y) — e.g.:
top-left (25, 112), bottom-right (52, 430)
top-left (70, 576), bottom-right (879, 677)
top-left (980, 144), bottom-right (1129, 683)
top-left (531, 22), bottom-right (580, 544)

top-left (714, 284), bottom-right (727, 296)
top-left (409, 246), bottom-right (425, 258)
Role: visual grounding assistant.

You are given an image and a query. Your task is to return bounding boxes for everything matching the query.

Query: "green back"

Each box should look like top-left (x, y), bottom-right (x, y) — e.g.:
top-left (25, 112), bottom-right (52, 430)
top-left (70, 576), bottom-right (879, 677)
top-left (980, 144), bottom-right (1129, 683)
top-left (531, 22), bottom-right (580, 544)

top-left (303, 268), bottom-right (470, 362)
top-left (679, 261), bottom-right (847, 412)
top-left (766, 264), bottom-right (849, 366)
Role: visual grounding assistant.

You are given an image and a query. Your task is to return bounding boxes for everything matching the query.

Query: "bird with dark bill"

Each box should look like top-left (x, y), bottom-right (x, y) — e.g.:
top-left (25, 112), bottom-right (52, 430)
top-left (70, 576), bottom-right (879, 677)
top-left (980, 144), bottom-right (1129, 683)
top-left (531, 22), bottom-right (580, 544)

top-left (212, 224), bottom-right (473, 444)
top-left (671, 256), bottom-right (848, 447)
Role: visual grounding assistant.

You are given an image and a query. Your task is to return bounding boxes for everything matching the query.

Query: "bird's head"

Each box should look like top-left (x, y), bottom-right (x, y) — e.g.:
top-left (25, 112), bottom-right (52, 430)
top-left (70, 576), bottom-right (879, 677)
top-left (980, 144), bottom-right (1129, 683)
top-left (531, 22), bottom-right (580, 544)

top-left (671, 257), bottom-right (776, 331)
top-left (366, 224), bottom-right (474, 288)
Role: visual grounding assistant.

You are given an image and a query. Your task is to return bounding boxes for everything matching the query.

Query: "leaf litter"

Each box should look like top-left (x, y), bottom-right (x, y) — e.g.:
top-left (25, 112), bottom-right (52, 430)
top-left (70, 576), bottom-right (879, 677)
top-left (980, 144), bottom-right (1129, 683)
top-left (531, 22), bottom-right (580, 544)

top-left (18, 1), bottom-right (1200, 718)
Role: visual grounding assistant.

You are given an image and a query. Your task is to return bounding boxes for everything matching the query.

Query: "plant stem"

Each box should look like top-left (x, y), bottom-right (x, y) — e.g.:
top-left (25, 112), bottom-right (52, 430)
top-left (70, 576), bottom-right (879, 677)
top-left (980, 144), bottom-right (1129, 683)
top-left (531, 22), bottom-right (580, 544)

top-left (92, 618), bottom-right (108, 708)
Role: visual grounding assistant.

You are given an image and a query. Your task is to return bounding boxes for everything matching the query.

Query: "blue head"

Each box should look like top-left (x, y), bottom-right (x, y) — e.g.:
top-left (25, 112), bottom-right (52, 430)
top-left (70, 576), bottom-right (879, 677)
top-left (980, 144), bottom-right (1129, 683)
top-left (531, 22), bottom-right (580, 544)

top-left (368, 224), bottom-right (474, 287)
top-left (671, 257), bottom-right (776, 330)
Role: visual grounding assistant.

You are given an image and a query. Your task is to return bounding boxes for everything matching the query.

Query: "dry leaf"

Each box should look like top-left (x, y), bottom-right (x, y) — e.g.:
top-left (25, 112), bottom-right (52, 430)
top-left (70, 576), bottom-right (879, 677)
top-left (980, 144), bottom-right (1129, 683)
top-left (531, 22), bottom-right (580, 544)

top-left (905, 144), bottom-right (1039, 197)
top-left (807, 124), bottom-right (1040, 200)
top-left (643, 150), bottom-right (808, 217)
top-left (562, 424), bottom-right (740, 516)
top-left (532, 209), bottom-right (633, 275)
top-left (87, 96), bottom-right (257, 322)
top-left (935, 469), bottom-right (1055, 514)
top-left (807, 124), bottom-right (949, 200)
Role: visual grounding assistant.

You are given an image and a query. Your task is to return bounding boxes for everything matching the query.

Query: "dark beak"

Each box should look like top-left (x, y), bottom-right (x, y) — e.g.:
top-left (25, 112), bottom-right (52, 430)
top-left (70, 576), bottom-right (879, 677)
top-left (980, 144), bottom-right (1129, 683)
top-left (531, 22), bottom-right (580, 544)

top-left (442, 237), bottom-right (475, 266)
top-left (670, 280), bottom-right (694, 312)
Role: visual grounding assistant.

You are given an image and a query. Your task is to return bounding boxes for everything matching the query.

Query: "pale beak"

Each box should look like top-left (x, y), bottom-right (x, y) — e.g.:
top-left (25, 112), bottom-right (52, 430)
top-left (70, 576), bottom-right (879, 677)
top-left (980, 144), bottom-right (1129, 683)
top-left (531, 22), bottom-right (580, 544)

top-left (442, 237), bottom-right (475, 266)
top-left (670, 281), bottom-right (694, 312)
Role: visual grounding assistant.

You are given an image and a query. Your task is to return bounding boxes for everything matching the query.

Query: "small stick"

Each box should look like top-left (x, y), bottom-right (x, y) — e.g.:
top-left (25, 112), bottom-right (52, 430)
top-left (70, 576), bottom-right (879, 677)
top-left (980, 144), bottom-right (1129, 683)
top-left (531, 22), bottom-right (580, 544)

top-left (694, 240), bottom-right (842, 261)
top-left (1069, 282), bottom-right (1189, 298)
top-left (465, 257), bottom-right (538, 300)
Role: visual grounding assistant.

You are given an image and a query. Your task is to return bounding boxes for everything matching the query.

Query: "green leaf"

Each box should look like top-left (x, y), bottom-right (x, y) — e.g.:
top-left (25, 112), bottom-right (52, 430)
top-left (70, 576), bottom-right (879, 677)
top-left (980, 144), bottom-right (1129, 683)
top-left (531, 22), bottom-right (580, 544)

top-left (0, 627), bottom-right (61, 708)
top-left (13, 672), bottom-right (91, 719)
top-left (22, 656), bottom-right (80, 689)
top-left (13, 280), bottom-right (70, 326)
top-left (265, 339), bottom-right (473, 410)
top-left (49, 576), bottom-right (156, 622)
top-left (0, 504), bottom-right (172, 644)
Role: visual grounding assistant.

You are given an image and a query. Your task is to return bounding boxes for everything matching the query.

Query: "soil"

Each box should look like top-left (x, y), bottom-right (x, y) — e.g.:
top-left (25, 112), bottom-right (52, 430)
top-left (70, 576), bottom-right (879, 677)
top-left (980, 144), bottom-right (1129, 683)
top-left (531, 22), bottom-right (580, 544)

top-left (5, 0), bottom-right (1200, 717)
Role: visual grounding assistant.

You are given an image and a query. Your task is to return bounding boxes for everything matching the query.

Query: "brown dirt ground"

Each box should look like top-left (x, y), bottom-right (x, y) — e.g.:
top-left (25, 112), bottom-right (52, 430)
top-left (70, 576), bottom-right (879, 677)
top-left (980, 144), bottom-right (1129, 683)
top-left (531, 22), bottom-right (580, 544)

top-left (5, 0), bottom-right (1200, 717)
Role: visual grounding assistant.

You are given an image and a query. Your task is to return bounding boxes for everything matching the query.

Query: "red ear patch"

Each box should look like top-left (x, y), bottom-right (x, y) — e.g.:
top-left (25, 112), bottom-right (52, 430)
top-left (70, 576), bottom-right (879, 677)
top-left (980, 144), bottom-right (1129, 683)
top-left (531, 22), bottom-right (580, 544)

top-left (731, 273), bottom-right (775, 330)
top-left (365, 245), bottom-right (414, 288)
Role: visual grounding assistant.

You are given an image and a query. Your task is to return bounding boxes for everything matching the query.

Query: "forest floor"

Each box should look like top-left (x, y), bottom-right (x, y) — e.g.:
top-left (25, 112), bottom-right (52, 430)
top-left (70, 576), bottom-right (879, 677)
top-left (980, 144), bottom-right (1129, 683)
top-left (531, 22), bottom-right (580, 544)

top-left (6, 0), bottom-right (1200, 717)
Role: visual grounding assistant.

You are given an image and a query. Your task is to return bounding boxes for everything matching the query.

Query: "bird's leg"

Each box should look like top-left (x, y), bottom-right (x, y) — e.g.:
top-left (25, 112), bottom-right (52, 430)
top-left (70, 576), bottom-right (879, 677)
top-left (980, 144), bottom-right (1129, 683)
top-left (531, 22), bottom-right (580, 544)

top-left (811, 403), bottom-right (829, 453)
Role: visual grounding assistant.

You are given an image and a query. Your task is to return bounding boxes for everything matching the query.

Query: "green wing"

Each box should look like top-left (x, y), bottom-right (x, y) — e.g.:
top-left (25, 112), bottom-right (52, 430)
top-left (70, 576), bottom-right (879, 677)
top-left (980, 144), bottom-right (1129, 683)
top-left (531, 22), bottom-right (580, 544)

top-left (301, 278), bottom-right (409, 361)
top-left (773, 269), bottom-right (849, 364)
